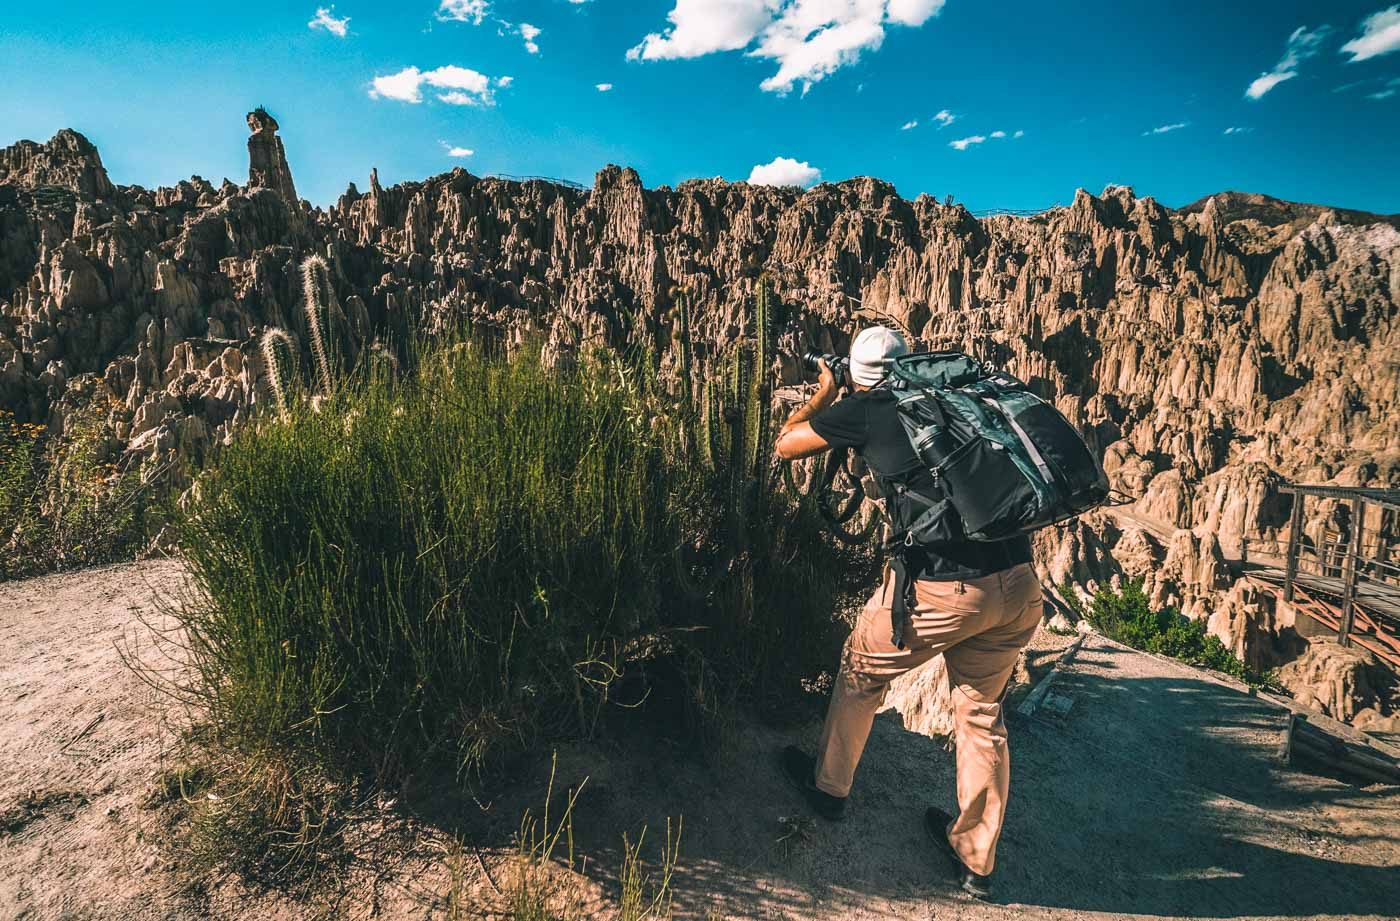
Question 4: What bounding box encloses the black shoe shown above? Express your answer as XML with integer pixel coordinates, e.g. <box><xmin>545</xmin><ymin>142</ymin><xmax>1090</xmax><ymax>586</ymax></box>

<box><xmin>779</xmin><ymin>745</ymin><xmax>847</xmax><ymax>822</ymax></box>
<box><xmin>925</xmin><ymin>807</ymin><xmax>994</xmax><ymax>900</ymax></box>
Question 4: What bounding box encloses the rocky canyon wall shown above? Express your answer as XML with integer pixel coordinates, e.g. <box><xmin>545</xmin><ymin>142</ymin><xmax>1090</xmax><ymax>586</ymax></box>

<box><xmin>1</xmin><ymin>118</ymin><xmax>1397</xmax><ymax>715</ymax></box>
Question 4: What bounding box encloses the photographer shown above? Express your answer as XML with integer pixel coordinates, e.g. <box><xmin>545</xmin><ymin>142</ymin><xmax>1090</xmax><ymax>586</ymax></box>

<box><xmin>774</xmin><ymin>327</ymin><xmax>1044</xmax><ymax>901</ymax></box>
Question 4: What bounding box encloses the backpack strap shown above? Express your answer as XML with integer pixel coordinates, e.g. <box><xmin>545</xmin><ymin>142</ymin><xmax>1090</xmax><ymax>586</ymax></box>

<box><xmin>888</xmin><ymin>553</ymin><xmax>914</xmax><ymax>650</ymax></box>
<box><xmin>882</xmin><ymin>484</ymin><xmax>944</xmax><ymax>651</ymax></box>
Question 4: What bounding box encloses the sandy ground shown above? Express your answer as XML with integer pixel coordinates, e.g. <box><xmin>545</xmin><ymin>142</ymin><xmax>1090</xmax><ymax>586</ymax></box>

<box><xmin>3</xmin><ymin>561</ymin><xmax>1399</xmax><ymax>920</ymax></box>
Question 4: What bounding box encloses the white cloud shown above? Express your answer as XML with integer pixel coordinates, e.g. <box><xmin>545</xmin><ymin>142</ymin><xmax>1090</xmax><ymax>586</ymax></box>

<box><xmin>752</xmin><ymin>2</ymin><xmax>890</xmax><ymax>95</ymax></box>
<box><xmin>369</xmin><ymin>65</ymin><xmax>500</xmax><ymax>106</ymax></box>
<box><xmin>520</xmin><ymin>23</ymin><xmax>541</xmax><ymax>54</ymax></box>
<box><xmin>948</xmin><ymin>129</ymin><xmax>1020</xmax><ymax>150</ymax></box>
<box><xmin>596</xmin><ymin>82</ymin><xmax>614</xmax><ymax>91</ymax></box>
<box><xmin>308</xmin><ymin>6</ymin><xmax>349</xmax><ymax>37</ymax></box>
<box><xmin>901</xmin><ymin>119</ymin><xmax>918</xmax><ymax>129</ymax></box>
<box><xmin>437</xmin><ymin>0</ymin><xmax>490</xmax><ymax>24</ymax></box>
<box><xmin>1341</xmin><ymin>5</ymin><xmax>1400</xmax><ymax>61</ymax></box>
<box><xmin>1245</xmin><ymin>71</ymin><xmax>1297</xmax><ymax>99</ymax></box>
<box><xmin>932</xmin><ymin>108</ymin><xmax>955</xmax><ymax>127</ymax></box>
<box><xmin>1223</xmin><ymin>126</ymin><xmax>1253</xmax><ymax>134</ymax></box>
<box><xmin>1143</xmin><ymin>122</ymin><xmax>1188</xmax><ymax>135</ymax></box>
<box><xmin>747</xmin><ymin>156</ymin><xmax>822</xmax><ymax>187</ymax></box>
<box><xmin>628</xmin><ymin>0</ymin><xmax>773</xmax><ymax>61</ymax></box>
<box><xmin>1245</xmin><ymin>24</ymin><xmax>1331</xmax><ymax>99</ymax></box>
<box><xmin>886</xmin><ymin>0</ymin><xmax>943</xmax><ymax>26</ymax></box>
<box><xmin>440</xmin><ymin>141</ymin><xmax>475</xmax><ymax>157</ymax></box>
<box><xmin>370</xmin><ymin>68</ymin><xmax>428</xmax><ymax>103</ymax></box>
<box><xmin>497</xmin><ymin>75</ymin><xmax>514</xmax><ymax>87</ymax></box>
<box><xmin>629</xmin><ymin>0</ymin><xmax>947</xmax><ymax>94</ymax></box>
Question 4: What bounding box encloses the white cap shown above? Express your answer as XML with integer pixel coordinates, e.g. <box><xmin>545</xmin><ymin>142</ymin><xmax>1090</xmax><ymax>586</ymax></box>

<box><xmin>848</xmin><ymin>326</ymin><xmax>909</xmax><ymax>386</ymax></box>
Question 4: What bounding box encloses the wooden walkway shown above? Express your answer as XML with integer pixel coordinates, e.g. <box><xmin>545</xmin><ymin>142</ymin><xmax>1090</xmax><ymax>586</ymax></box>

<box><xmin>1244</xmin><ymin>565</ymin><xmax>1400</xmax><ymax>626</ymax></box>
<box><xmin>1244</xmin><ymin>565</ymin><xmax>1400</xmax><ymax>669</ymax></box>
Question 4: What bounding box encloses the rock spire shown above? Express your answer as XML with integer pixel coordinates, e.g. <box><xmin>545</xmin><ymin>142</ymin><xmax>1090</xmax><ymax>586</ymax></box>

<box><xmin>245</xmin><ymin>107</ymin><xmax>299</xmax><ymax>207</ymax></box>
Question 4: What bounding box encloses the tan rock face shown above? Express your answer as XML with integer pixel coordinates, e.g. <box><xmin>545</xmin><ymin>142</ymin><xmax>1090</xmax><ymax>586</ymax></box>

<box><xmin>880</xmin><ymin>655</ymin><xmax>955</xmax><ymax>738</ymax></box>
<box><xmin>0</xmin><ymin>122</ymin><xmax>1397</xmax><ymax>685</ymax></box>
<box><xmin>1276</xmin><ymin>641</ymin><xmax>1380</xmax><ymax>723</ymax></box>
<box><xmin>0</xmin><ymin>129</ymin><xmax>114</xmax><ymax>199</ymax></box>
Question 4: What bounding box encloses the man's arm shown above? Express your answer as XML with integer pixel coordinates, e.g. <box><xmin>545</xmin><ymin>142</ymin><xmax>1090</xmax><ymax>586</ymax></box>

<box><xmin>775</xmin><ymin>359</ymin><xmax>839</xmax><ymax>460</ymax></box>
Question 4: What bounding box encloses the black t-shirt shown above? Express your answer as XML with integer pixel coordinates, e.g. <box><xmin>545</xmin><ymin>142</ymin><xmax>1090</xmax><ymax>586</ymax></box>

<box><xmin>809</xmin><ymin>388</ymin><xmax>1033</xmax><ymax>581</ymax></box>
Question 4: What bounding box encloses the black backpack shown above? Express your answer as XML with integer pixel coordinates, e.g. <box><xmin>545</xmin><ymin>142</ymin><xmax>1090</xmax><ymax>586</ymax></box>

<box><xmin>872</xmin><ymin>351</ymin><xmax>1109</xmax><ymax>646</ymax></box>
<box><xmin>879</xmin><ymin>350</ymin><xmax>1110</xmax><ymax>543</ymax></box>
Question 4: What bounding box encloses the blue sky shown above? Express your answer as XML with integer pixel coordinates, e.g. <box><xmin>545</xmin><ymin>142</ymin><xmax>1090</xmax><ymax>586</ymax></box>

<box><xmin>3</xmin><ymin>1</ymin><xmax>1399</xmax><ymax>212</ymax></box>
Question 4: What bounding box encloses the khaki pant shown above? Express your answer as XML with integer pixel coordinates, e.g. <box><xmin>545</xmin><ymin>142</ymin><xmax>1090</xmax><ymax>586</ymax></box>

<box><xmin>814</xmin><ymin>561</ymin><xmax>1043</xmax><ymax>876</ymax></box>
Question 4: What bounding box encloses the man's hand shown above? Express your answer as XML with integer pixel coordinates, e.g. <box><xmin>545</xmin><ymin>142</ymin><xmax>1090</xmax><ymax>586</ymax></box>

<box><xmin>775</xmin><ymin>358</ymin><xmax>840</xmax><ymax>461</ymax></box>
<box><xmin>815</xmin><ymin>357</ymin><xmax>840</xmax><ymax>399</ymax></box>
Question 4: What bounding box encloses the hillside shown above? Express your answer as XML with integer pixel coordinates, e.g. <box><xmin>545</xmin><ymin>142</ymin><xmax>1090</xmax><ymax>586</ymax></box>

<box><xmin>1176</xmin><ymin>190</ymin><xmax>1400</xmax><ymax>233</ymax></box>
<box><xmin>1</xmin><ymin>116</ymin><xmax>1398</xmax><ymax>720</ymax></box>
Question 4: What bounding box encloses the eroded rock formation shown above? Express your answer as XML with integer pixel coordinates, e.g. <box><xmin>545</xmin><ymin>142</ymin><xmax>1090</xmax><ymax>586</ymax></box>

<box><xmin>1</xmin><ymin>119</ymin><xmax>1396</xmax><ymax>720</ymax></box>
<box><xmin>245</xmin><ymin>108</ymin><xmax>299</xmax><ymax>208</ymax></box>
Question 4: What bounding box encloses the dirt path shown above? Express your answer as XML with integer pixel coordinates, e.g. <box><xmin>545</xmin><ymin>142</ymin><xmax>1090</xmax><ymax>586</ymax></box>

<box><xmin>3</xmin><ymin>561</ymin><xmax>1399</xmax><ymax>920</ymax></box>
<box><xmin>0</xmin><ymin>560</ymin><xmax>191</xmax><ymax>919</ymax></box>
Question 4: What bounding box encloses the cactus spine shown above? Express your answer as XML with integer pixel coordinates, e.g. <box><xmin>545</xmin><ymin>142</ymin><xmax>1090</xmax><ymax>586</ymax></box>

<box><xmin>672</xmin><ymin>286</ymin><xmax>693</xmax><ymax>414</ymax></box>
<box><xmin>746</xmin><ymin>276</ymin><xmax>775</xmax><ymax>487</ymax></box>
<box><xmin>697</xmin><ymin>376</ymin><xmax>715</xmax><ymax>472</ymax></box>
<box><xmin>300</xmin><ymin>254</ymin><xmax>336</xmax><ymax>395</ymax></box>
<box><xmin>680</xmin><ymin>277</ymin><xmax>781</xmax><ymax>539</ymax></box>
<box><xmin>260</xmin><ymin>328</ymin><xmax>297</xmax><ymax>418</ymax></box>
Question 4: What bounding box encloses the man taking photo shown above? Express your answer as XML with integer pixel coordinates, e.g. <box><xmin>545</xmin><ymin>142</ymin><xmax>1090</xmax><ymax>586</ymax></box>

<box><xmin>774</xmin><ymin>326</ymin><xmax>1044</xmax><ymax>901</ymax></box>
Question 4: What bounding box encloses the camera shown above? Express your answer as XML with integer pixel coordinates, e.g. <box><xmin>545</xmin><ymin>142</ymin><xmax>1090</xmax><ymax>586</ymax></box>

<box><xmin>801</xmin><ymin>350</ymin><xmax>848</xmax><ymax>380</ymax></box>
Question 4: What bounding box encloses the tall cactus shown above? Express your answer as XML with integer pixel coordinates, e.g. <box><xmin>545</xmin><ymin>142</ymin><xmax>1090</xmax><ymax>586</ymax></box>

<box><xmin>670</xmin><ymin>285</ymin><xmax>694</xmax><ymax>414</ymax></box>
<box><xmin>697</xmin><ymin>376</ymin><xmax>716</xmax><ymax>472</ymax></box>
<box><xmin>674</xmin><ymin>278</ymin><xmax>785</xmax><ymax>599</ymax></box>
<box><xmin>746</xmin><ymin>276</ymin><xmax>776</xmax><ymax>488</ymax></box>
<box><xmin>300</xmin><ymin>254</ymin><xmax>336</xmax><ymax>395</ymax></box>
<box><xmin>686</xmin><ymin>278</ymin><xmax>780</xmax><ymax>539</ymax></box>
<box><xmin>260</xmin><ymin>328</ymin><xmax>297</xmax><ymax>418</ymax></box>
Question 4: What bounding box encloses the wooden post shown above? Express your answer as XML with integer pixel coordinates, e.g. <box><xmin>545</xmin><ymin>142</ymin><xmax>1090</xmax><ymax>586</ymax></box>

<box><xmin>1337</xmin><ymin>497</ymin><xmax>1364</xmax><ymax>647</ymax></box>
<box><xmin>1274</xmin><ymin>711</ymin><xmax>1296</xmax><ymax>767</ymax></box>
<box><xmin>1283</xmin><ymin>490</ymin><xmax>1305</xmax><ymax>603</ymax></box>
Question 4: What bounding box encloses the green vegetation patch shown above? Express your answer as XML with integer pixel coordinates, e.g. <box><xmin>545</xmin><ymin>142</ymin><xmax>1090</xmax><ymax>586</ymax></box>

<box><xmin>169</xmin><ymin>338</ymin><xmax>868</xmax><ymax>790</ymax></box>
<box><xmin>1</xmin><ymin>398</ymin><xmax>166</xmax><ymax>581</ymax></box>
<box><xmin>1064</xmin><ymin>577</ymin><xmax>1277</xmax><ymax>688</ymax></box>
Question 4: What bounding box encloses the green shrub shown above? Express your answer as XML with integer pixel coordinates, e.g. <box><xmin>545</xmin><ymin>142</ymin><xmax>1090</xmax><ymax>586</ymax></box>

<box><xmin>0</xmin><ymin>400</ymin><xmax>162</xmax><ymax>581</ymax></box>
<box><xmin>1056</xmin><ymin>578</ymin><xmax>1087</xmax><ymax>620</ymax></box>
<box><xmin>1084</xmin><ymin>577</ymin><xmax>1274</xmax><ymax>687</ymax></box>
<box><xmin>170</xmin><ymin>339</ymin><xmax>867</xmax><ymax>786</ymax></box>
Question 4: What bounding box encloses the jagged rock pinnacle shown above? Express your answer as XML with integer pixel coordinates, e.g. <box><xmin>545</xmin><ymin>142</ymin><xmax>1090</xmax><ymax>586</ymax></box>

<box><xmin>0</xmin><ymin>129</ymin><xmax>114</xmax><ymax>199</ymax></box>
<box><xmin>245</xmin><ymin>107</ymin><xmax>300</xmax><ymax>208</ymax></box>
